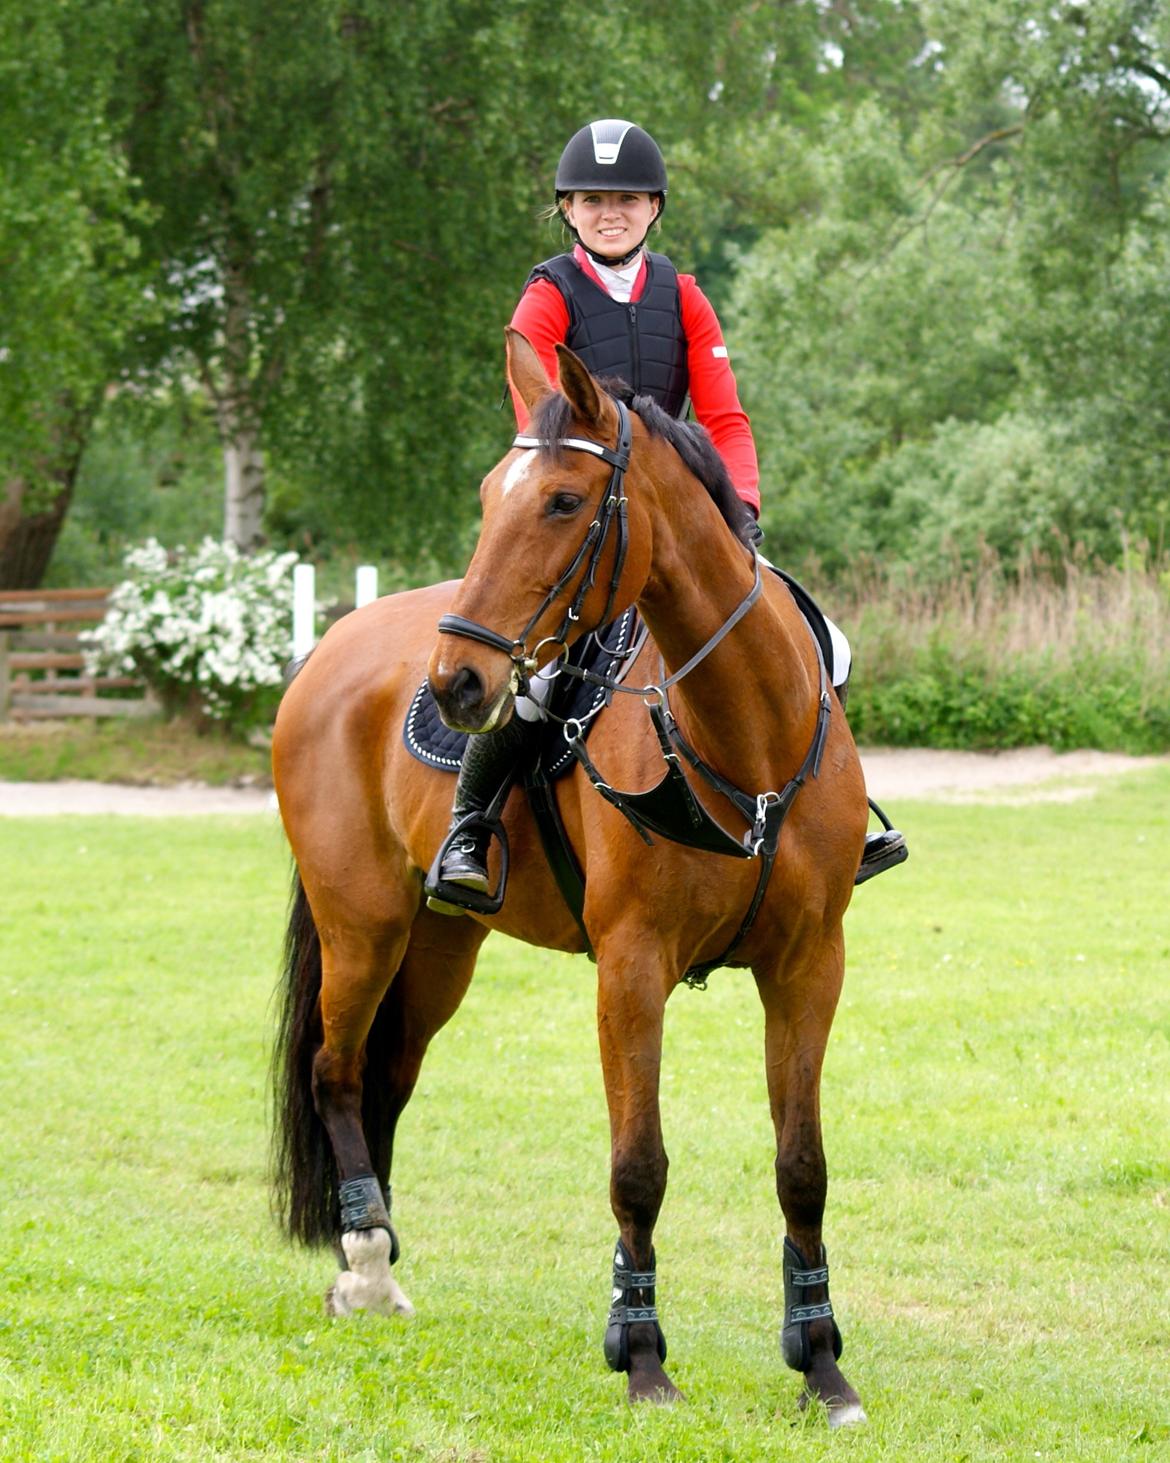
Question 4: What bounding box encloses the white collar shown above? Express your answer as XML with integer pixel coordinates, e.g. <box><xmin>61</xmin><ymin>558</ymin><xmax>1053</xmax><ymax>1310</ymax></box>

<box><xmin>590</xmin><ymin>251</ymin><xmax>644</xmax><ymax>301</ymax></box>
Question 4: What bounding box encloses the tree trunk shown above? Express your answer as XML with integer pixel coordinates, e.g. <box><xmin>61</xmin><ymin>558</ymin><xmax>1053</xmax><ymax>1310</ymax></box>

<box><xmin>0</xmin><ymin>406</ymin><xmax>92</xmax><ymax>589</ymax></box>
<box><xmin>215</xmin><ymin>260</ymin><xmax>267</xmax><ymax>550</ymax></box>
<box><xmin>222</xmin><ymin>423</ymin><xmax>266</xmax><ymax>550</ymax></box>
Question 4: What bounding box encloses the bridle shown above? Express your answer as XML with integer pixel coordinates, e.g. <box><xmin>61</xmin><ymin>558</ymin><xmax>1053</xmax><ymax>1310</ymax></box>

<box><xmin>433</xmin><ymin>394</ymin><xmax>832</xmax><ymax>986</ymax></box>
<box><xmin>436</xmin><ymin>398</ymin><xmax>763</xmax><ymax>705</ymax></box>
<box><xmin>436</xmin><ymin>400</ymin><xmax>634</xmax><ymax>689</ymax></box>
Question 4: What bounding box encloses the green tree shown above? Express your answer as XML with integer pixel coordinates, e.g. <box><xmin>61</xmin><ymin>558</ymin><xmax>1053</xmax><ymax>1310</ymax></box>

<box><xmin>104</xmin><ymin>0</ymin><xmax>803</xmax><ymax>564</ymax></box>
<box><xmin>15</xmin><ymin>0</ymin><xmax>803</xmax><ymax>578</ymax></box>
<box><xmin>0</xmin><ymin>3</ymin><xmax>150</xmax><ymax>587</ymax></box>
<box><xmin>728</xmin><ymin>0</ymin><xmax>1170</xmax><ymax>576</ymax></box>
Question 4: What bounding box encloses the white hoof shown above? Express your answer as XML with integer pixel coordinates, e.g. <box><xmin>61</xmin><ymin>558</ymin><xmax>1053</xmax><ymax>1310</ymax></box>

<box><xmin>325</xmin><ymin>1228</ymin><xmax>415</xmax><ymax>1318</ymax></box>
<box><xmin>827</xmin><ymin>1401</ymin><xmax>867</xmax><ymax>1429</ymax></box>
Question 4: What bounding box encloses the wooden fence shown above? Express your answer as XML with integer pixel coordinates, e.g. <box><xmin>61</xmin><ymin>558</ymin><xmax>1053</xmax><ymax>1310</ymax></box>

<box><xmin>0</xmin><ymin>589</ymin><xmax>153</xmax><ymax>722</ymax></box>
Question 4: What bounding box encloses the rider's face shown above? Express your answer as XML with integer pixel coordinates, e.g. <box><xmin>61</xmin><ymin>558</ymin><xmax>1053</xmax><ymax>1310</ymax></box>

<box><xmin>562</xmin><ymin>191</ymin><xmax>659</xmax><ymax>259</ymax></box>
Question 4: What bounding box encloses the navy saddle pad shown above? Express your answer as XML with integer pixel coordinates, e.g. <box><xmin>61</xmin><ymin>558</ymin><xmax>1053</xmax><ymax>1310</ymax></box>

<box><xmin>403</xmin><ymin>607</ymin><xmax>641</xmax><ymax>781</ymax></box>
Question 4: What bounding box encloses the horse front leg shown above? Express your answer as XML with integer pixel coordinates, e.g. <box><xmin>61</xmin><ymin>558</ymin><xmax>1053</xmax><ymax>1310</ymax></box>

<box><xmin>595</xmin><ymin>943</ymin><xmax>680</xmax><ymax>1403</ymax></box>
<box><xmin>754</xmin><ymin>932</ymin><xmax>865</xmax><ymax>1427</ymax></box>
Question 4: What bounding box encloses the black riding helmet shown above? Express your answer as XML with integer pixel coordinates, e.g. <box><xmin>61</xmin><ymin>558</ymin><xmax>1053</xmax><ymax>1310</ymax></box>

<box><xmin>555</xmin><ymin>120</ymin><xmax>668</xmax><ymax>265</ymax></box>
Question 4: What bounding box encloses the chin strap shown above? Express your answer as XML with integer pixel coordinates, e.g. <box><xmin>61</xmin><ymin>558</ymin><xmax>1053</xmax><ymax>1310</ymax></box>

<box><xmin>579</xmin><ymin>236</ymin><xmax>648</xmax><ymax>269</ymax></box>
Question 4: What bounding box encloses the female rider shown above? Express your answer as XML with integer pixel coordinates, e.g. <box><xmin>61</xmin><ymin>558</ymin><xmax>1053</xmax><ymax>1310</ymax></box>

<box><xmin>427</xmin><ymin>120</ymin><xmax>904</xmax><ymax>908</ymax></box>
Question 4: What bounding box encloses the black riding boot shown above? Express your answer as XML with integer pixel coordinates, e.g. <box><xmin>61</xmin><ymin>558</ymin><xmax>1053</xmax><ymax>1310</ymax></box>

<box><xmin>425</xmin><ymin>716</ymin><xmax>531</xmax><ymax>915</ymax></box>
<box><xmin>856</xmin><ymin>823</ymin><xmax>908</xmax><ymax>883</ymax></box>
<box><xmin>836</xmin><ymin>675</ymin><xmax>909</xmax><ymax>885</ymax></box>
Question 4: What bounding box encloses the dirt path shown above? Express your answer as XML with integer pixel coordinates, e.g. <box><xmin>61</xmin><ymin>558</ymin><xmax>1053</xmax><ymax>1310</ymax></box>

<box><xmin>856</xmin><ymin>746</ymin><xmax>1168</xmax><ymax>804</ymax></box>
<box><xmin>1</xmin><ymin>747</ymin><xmax>1165</xmax><ymax>816</ymax></box>
<box><xmin>0</xmin><ymin>780</ymin><xmax>277</xmax><ymax>816</ymax></box>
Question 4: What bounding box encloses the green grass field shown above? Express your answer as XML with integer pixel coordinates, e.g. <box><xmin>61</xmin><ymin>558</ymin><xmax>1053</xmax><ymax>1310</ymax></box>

<box><xmin>1</xmin><ymin>772</ymin><xmax>1167</xmax><ymax>1461</ymax></box>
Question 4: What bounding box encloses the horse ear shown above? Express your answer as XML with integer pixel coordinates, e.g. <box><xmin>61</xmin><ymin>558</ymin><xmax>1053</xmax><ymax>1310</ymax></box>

<box><xmin>555</xmin><ymin>343</ymin><xmax>616</xmax><ymax>432</ymax></box>
<box><xmin>505</xmin><ymin>328</ymin><xmax>553</xmax><ymax>413</ymax></box>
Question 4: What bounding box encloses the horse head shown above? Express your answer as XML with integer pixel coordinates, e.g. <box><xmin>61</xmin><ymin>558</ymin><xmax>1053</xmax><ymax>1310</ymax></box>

<box><xmin>427</xmin><ymin>330</ymin><xmax>654</xmax><ymax>734</ymax></box>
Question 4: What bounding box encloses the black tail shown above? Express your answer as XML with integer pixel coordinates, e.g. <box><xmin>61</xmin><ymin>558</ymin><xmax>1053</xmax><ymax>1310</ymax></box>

<box><xmin>271</xmin><ymin>870</ymin><xmax>338</xmax><ymax>1247</ymax></box>
<box><xmin>271</xmin><ymin>868</ymin><xmax>404</xmax><ymax>1248</ymax></box>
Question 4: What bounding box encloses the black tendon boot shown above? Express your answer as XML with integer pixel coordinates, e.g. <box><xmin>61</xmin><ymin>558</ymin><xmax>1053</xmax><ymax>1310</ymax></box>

<box><xmin>425</xmin><ymin>717</ymin><xmax>531</xmax><ymax>915</ymax></box>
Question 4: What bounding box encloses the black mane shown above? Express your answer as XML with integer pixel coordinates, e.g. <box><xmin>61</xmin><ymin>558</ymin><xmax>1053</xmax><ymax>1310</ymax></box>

<box><xmin>528</xmin><ymin>380</ymin><xmax>757</xmax><ymax>550</ymax></box>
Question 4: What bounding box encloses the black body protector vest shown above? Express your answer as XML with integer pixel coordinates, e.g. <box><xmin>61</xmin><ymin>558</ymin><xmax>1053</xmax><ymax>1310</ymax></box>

<box><xmin>526</xmin><ymin>251</ymin><xmax>690</xmax><ymax>418</ymax></box>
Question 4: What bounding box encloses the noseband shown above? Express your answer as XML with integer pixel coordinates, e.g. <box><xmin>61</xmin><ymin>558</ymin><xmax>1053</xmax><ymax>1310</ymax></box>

<box><xmin>436</xmin><ymin>401</ymin><xmax>634</xmax><ymax>687</ymax></box>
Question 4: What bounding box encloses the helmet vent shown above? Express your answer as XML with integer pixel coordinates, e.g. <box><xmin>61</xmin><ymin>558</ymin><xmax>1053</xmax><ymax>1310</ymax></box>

<box><xmin>590</xmin><ymin>119</ymin><xmax>635</xmax><ymax>166</ymax></box>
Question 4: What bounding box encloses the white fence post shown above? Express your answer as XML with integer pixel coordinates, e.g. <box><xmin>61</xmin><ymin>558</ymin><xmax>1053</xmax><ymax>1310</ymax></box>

<box><xmin>355</xmin><ymin>564</ymin><xmax>378</xmax><ymax>608</ymax></box>
<box><xmin>292</xmin><ymin>563</ymin><xmax>316</xmax><ymax>660</ymax></box>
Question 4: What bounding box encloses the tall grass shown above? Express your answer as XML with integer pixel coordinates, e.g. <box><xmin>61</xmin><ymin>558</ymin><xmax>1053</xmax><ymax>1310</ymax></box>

<box><xmin>836</xmin><ymin>549</ymin><xmax>1170</xmax><ymax>752</ymax></box>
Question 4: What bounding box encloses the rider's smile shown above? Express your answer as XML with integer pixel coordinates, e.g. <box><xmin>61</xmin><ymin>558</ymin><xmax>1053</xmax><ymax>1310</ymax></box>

<box><xmin>562</xmin><ymin>190</ymin><xmax>660</xmax><ymax>261</ymax></box>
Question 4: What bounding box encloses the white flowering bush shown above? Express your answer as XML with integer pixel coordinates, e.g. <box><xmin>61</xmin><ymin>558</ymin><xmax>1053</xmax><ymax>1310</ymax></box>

<box><xmin>85</xmin><ymin>537</ymin><xmax>298</xmax><ymax>735</ymax></box>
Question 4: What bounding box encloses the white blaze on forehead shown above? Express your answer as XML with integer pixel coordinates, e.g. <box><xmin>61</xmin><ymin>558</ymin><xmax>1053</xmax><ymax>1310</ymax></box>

<box><xmin>500</xmin><ymin>448</ymin><xmax>539</xmax><ymax>499</ymax></box>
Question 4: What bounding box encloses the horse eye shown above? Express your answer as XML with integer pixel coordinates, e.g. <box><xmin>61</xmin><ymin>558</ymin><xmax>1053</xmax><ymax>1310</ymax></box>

<box><xmin>547</xmin><ymin>492</ymin><xmax>584</xmax><ymax>517</ymax></box>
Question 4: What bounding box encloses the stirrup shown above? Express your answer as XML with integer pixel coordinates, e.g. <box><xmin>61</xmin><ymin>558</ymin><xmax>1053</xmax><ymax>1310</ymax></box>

<box><xmin>424</xmin><ymin>811</ymin><xmax>510</xmax><ymax>916</ymax></box>
<box><xmin>854</xmin><ymin>798</ymin><xmax>907</xmax><ymax>885</ymax></box>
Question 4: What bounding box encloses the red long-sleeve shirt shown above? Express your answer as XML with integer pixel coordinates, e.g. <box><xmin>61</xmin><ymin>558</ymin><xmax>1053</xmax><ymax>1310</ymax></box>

<box><xmin>509</xmin><ymin>245</ymin><xmax>760</xmax><ymax>515</ymax></box>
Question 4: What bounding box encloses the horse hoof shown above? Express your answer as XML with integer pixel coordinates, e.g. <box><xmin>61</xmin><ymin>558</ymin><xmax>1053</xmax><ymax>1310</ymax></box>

<box><xmin>325</xmin><ymin>1229</ymin><xmax>416</xmax><ymax>1318</ymax></box>
<box><xmin>827</xmin><ymin>1401</ymin><xmax>867</xmax><ymax>1429</ymax></box>
<box><xmin>326</xmin><ymin>1271</ymin><xmax>416</xmax><ymax>1318</ymax></box>
<box><xmin>627</xmin><ymin>1372</ymin><xmax>685</xmax><ymax>1405</ymax></box>
<box><xmin>799</xmin><ymin>1385</ymin><xmax>867</xmax><ymax>1428</ymax></box>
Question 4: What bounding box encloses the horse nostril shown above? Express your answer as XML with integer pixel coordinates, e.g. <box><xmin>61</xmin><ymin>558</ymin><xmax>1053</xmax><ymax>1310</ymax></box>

<box><xmin>449</xmin><ymin>665</ymin><xmax>483</xmax><ymax>715</ymax></box>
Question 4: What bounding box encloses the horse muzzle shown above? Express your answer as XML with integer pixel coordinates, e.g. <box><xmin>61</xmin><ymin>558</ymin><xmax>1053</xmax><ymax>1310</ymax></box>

<box><xmin>427</xmin><ymin>660</ymin><xmax>517</xmax><ymax>735</ymax></box>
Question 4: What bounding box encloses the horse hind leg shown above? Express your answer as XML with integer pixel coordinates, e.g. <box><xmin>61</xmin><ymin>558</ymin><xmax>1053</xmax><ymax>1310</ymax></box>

<box><xmin>274</xmin><ymin>875</ymin><xmax>485</xmax><ymax>1320</ymax></box>
<box><xmin>304</xmin><ymin>917</ymin><xmax>416</xmax><ymax>1319</ymax></box>
<box><xmin>272</xmin><ymin>895</ymin><xmax>413</xmax><ymax>1317</ymax></box>
<box><xmin>328</xmin><ymin>908</ymin><xmax>487</xmax><ymax>1317</ymax></box>
<box><xmin>754</xmin><ymin>935</ymin><xmax>866</xmax><ymax>1427</ymax></box>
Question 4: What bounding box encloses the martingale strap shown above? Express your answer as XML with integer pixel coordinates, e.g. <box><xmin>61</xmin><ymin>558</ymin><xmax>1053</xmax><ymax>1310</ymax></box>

<box><xmin>561</xmin><ymin>610</ymin><xmax>833</xmax><ymax>988</ymax></box>
<box><xmin>551</xmin><ymin>553</ymin><xmax>763</xmax><ymax>706</ymax></box>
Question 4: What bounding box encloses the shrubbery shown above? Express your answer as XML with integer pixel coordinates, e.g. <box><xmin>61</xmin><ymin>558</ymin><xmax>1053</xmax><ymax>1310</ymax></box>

<box><xmin>839</xmin><ymin>554</ymin><xmax>1170</xmax><ymax>753</ymax></box>
<box><xmin>84</xmin><ymin>538</ymin><xmax>297</xmax><ymax>736</ymax></box>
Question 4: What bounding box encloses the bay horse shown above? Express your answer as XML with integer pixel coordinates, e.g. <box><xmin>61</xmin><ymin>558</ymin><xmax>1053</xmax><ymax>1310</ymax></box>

<box><xmin>272</xmin><ymin>330</ymin><xmax>869</xmax><ymax>1424</ymax></box>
